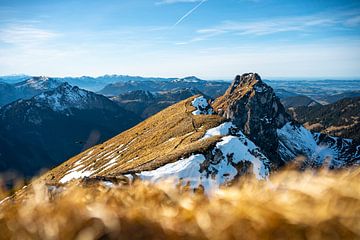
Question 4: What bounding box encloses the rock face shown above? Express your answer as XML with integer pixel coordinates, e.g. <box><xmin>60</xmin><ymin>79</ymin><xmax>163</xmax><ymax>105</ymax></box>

<box><xmin>213</xmin><ymin>73</ymin><xmax>291</xmax><ymax>168</ymax></box>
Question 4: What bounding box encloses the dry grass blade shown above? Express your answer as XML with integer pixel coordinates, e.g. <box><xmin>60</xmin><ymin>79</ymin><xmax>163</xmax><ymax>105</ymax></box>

<box><xmin>0</xmin><ymin>168</ymin><xmax>359</xmax><ymax>240</ymax></box>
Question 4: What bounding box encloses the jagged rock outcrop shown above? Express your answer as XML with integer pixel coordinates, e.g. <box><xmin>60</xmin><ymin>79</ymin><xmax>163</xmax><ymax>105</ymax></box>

<box><xmin>213</xmin><ymin>73</ymin><xmax>291</xmax><ymax>168</ymax></box>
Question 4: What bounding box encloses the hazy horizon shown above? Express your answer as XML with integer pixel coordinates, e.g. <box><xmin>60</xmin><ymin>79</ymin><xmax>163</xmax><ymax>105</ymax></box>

<box><xmin>1</xmin><ymin>73</ymin><xmax>360</xmax><ymax>81</ymax></box>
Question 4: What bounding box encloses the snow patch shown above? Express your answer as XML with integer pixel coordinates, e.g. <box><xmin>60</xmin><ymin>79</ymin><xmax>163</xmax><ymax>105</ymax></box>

<box><xmin>191</xmin><ymin>96</ymin><xmax>213</xmax><ymax>115</ymax></box>
<box><xmin>202</xmin><ymin>122</ymin><xmax>235</xmax><ymax>140</ymax></box>
<box><xmin>99</xmin><ymin>156</ymin><xmax>121</xmax><ymax>173</ymax></box>
<box><xmin>215</xmin><ymin>136</ymin><xmax>269</xmax><ymax>180</ymax></box>
<box><xmin>0</xmin><ymin>196</ymin><xmax>10</xmax><ymax>205</ymax></box>
<box><xmin>138</xmin><ymin>155</ymin><xmax>217</xmax><ymax>192</ymax></box>
<box><xmin>60</xmin><ymin>170</ymin><xmax>92</xmax><ymax>184</ymax></box>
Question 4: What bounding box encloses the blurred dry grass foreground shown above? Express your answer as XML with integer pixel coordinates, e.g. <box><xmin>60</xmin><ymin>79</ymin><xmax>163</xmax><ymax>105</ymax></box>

<box><xmin>0</xmin><ymin>167</ymin><xmax>359</xmax><ymax>240</ymax></box>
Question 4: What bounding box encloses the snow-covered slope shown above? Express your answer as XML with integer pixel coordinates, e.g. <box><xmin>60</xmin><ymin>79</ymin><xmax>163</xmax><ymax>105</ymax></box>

<box><xmin>136</xmin><ymin>121</ymin><xmax>269</xmax><ymax>192</ymax></box>
<box><xmin>34</xmin><ymin>82</ymin><xmax>92</xmax><ymax>112</ymax></box>
<box><xmin>15</xmin><ymin>76</ymin><xmax>62</xmax><ymax>91</ymax></box>
<box><xmin>278</xmin><ymin>123</ymin><xmax>359</xmax><ymax>168</ymax></box>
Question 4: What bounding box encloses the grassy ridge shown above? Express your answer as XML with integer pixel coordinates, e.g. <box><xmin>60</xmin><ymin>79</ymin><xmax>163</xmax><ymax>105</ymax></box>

<box><xmin>41</xmin><ymin>96</ymin><xmax>224</xmax><ymax>185</ymax></box>
<box><xmin>1</xmin><ymin>167</ymin><xmax>359</xmax><ymax>240</ymax></box>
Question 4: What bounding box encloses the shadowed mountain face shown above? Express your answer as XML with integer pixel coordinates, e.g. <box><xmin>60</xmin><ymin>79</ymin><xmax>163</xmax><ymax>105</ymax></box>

<box><xmin>312</xmin><ymin>90</ymin><xmax>360</xmax><ymax>104</ymax></box>
<box><xmin>41</xmin><ymin>73</ymin><xmax>359</xmax><ymax>190</ymax></box>
<box><xmin>289</xmin><ymin>97</ymin><xmax>360</xmax><ymax>140</ymax></box>
<box><xmin>0</xmin><ymin>82</ymin><xmax>17</xmax><ymax>107</ymax></box>
<box><xmin>98</xmin><ymin>78</ymin><xmax>230</xmax><ymax>98</ymax></box>
<box><xmin>111</xmin><ymin>88</ymin><xmax>206</xmax><ymax>118</ymax></box>
<box><xmin>281</xmin><ymin>95</ymin><xmax>320</xmax><ymax>108</ymax></box>
<box><xmin>0</xmin><ymin>83</ymin><xmax>141</xmax><ymax>177</ymax></box>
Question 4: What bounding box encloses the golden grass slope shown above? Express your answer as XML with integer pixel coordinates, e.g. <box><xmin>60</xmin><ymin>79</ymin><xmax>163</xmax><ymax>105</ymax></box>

<box><xmin>42</xmin><ymin>96</ymin><xmax>225</xmax><ymax>185</ymax></box>
<box><xmin>1</xmin><ymin>168</ymin><xmax>359</xmax><ymax>240</ymax></box>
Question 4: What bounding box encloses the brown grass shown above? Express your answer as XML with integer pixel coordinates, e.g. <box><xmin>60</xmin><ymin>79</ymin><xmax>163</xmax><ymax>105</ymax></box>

<box><xmin>42</xmin><ymin>96</ymin><xmax>225</xmax><ymax>185</ymax></box>
<box><xmin>1</xmin><ymin>168</ymin><xmax>359</xmax><ymax>240</ymax></box>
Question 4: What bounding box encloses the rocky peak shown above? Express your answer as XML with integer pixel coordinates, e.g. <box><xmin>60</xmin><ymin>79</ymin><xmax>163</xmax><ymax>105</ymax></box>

<box><xmin>55</xmin><ymin>82</ymin><xmax>72</xmax><ymax>90</ymax></box>
<box><xmin>213</xmin><ymin>73</ymin><xmax>291</xmax><ymax>168</ymax></box>
<box><xmin>33</xmin><ymin>83</ymin><xmax>95</xmax><ymax>112</ymax></box>
<box><xmin>226</xmin><ymin>73</ymin><xmax>261</xmax><ymax>95</ymax></box>
<box><xmin>15</xmin><ymin>76</ymin><xmax>62</xmax><ymax>90</ymax></box>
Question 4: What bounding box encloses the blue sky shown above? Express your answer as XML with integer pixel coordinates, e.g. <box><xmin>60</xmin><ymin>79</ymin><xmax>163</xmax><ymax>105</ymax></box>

<box><xmin>0</xmin><ymin>0</ymin><xmax>359</xmax><ymax>79</ymax></box>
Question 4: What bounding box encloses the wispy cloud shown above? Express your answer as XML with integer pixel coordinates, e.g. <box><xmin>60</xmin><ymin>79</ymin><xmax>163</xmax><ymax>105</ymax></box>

<box><xmin>345</xmin><ymin>15</ymin><xmax>360</xmax><ymax>27</ymax></box>
<box><xmin>177</xmin><ymin>10</ymin><xmax>360</xmax><ymax>44</ymax></box>
<box><xmin>170</xmin><ymin>0</ymin><xmax>207</xmax><ymax>29</ymax></box>
<box><xmin>198</xmin><ymin>17</ymin><xmax>334</xmax><ymax>36</ymax></box>
<box><xmin>0</xmin><ymin>24</ymin><xmax>58</xmax><ymax>46</ymax></box>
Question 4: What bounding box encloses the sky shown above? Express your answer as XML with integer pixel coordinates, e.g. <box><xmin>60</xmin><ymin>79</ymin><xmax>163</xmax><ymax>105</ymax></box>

<box><xmin>0</xmin><ymin>0</ymin><xmax>359</xmax><ymax>79</ymax></box>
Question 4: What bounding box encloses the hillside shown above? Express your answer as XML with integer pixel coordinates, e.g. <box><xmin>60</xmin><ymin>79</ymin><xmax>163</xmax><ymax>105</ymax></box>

<box><xmin>40</xmin><ymin>73</ymin><xmax>359</xmax><ymax>189</ymax></box>
<box><xmin>281</xmin><ymin>95</ymin><xmax>320</xmax><ymax>108</ymax></box>
<box><xmin>289</xmin><ymin>97</ymin><xmax>360</xmax><ymax>140</ymax></box>
<box><xmin>0</xmin><ymin>82</ymin><xmax>18</xmax><ymax>106</ymax></box>
<box><xmin>111</xmin><ymin>88</ymin><xmax>205</xmax><ymax>118</ymax></box>
<box><xmin>315</xmin><ymin>90</ymin><xmax>360</xmax><ymax>104</ymax></box>
<box><xmin>0</xmin><ymin>83</ymin><xmax>141</xmax><ymax>177</ymax></box>
<box><xmin>42</xmin><ymin>95</ymin><xmax>225</xmax><ymax>185</ymax></box>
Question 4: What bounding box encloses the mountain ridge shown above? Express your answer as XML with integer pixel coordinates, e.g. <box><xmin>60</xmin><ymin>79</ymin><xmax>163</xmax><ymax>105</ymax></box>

<box><xmin>40</xmin><ymin>73</ymin><xmax>360</xmax><ymax>190</ymax></box>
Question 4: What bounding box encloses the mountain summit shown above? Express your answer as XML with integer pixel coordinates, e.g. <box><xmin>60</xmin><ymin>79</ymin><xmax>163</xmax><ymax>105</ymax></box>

<box><xmin>42</xmin><ymin>73</ymin><xmax>360</xmax><ymax>190</ymax></box>
<box><xmin>214</xmin><ymin>73</ymin><xmax>291</xmax><ymax>168</ymax></box>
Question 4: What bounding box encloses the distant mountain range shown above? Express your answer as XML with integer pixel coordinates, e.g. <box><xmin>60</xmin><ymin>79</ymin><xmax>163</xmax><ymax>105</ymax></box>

<box><xmin>111</xmin><ymin>88</ymin><xmax>206</xmax><ymax>118</ymax></box>
<box><xmin>98</xmin><ymin>77</ymin><xmax>229</xmax><ymax>98</ymax></box>
<box><xmin>265</xmin><ymin>79</ymin><xmax>360</xmax><ymax>104</ymax></box>
<box><xmin>0</xmin><ymin>82</ymin><xmax>141</xmax><ymax>177</ymax></box>
<box><xmin>0</xmin><ymin>75</ymin><xmax>187</xmax><ymax>92</ymax></box>
<box><xmin>1</xmin><ymin>74</ymin><xmax>360</xmax><ymax>103</ymax></box>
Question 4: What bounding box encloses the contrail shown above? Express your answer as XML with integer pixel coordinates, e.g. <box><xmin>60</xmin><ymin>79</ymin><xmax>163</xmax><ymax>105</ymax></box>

<box><xmin>171</xmin><ymin>0</ymin><xmax>207</xmax><ymax>29</ymax></box>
